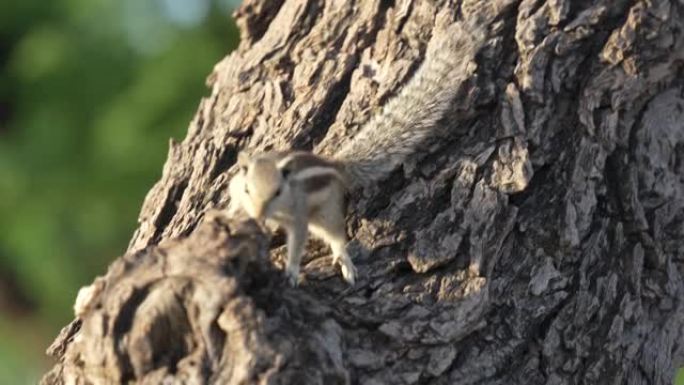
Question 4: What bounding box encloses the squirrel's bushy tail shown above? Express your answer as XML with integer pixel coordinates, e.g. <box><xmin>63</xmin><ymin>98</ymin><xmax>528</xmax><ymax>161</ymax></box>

<box><xmin>335</xmin><ymin>19</ymin><xmax>487</xmax><ymax>188</ymax></box>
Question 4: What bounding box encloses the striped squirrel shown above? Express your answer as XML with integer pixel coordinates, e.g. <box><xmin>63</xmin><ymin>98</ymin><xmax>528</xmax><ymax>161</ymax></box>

<box><xmin>229</xmin><ymin>20</ymin><xmax>486</xmax><ymax>286</ymax></box>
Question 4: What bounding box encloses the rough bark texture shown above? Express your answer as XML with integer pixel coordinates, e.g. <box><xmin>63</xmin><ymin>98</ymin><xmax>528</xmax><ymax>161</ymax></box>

<box><xmin>42</xmin><ymin>0</ymin><xmax>684</xmax><ymax>384</ymax></box>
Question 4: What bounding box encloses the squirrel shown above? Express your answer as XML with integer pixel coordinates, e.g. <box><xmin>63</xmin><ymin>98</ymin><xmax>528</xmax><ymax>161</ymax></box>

<box><xmin>228</xmin><ymin>20</ymin><xmax>486</xmax><ymax>286</ymax></box>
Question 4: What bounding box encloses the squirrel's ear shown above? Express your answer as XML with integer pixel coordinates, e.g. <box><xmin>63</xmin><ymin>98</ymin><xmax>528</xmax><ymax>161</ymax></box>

<box><xmin>237</xmin><ymin>152</ymin><xmax>251</xmax><ymax>174</ymax></box>
<box><xmin>237</xmin><ymin>152</ymin><xmax>250</xmax><ymax>167</ymax></box>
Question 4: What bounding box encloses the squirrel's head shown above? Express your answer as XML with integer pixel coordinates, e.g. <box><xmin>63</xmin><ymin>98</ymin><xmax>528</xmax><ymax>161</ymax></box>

<box><xmin>237</xmin><ymin>152</ymin><xmax>292</xmax><ymax>220</ymax></box>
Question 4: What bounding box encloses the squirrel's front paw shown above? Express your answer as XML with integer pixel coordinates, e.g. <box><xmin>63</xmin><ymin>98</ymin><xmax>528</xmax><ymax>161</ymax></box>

<box><xmin>284</xmin><ymin>265</ymin><xmax>300</xmax><ymax>287</ymax></box>
<box><xmin>339</xmin><ymin>259</ymin><xmax>357</xmax><ymax>286</ymax></box>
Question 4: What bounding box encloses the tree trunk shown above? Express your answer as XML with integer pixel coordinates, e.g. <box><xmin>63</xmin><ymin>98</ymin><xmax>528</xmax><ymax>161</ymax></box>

<box><xmin>41</xmin><ymin>0</ymin><xmax>684</xmax><ymax>384</ymax></box>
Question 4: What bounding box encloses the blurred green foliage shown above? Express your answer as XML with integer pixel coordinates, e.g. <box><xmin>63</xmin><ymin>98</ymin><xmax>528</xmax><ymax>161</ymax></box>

<box><xmin>0</xmin><ymin>0</ymin><xmax>238</xmax><ymax>382</ymax></box>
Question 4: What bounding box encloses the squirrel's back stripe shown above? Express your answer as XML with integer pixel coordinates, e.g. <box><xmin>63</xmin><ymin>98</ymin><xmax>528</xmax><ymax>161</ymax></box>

<box><xmin>299</xmin><ymin>172</ymin><xmax>340</xmax><ymax>194</ymax></box>
<box><xmin>278</xmin><ymin>151</ymin><xmax>341</xmax><ymax>173</ymax></box>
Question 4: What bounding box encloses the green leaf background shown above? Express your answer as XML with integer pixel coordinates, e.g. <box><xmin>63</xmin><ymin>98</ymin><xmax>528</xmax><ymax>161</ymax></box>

<box><xmin>0</xmin><ymin>0</ymin><xmax>238</xmax><ymax>382</ymax></box>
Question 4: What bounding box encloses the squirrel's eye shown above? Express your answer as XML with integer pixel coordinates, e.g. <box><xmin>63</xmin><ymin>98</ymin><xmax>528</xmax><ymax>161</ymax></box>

<box><xmin>273</xmin><ymin>187</ymin><xmax>282</xmax><ymax>197</ymax></box>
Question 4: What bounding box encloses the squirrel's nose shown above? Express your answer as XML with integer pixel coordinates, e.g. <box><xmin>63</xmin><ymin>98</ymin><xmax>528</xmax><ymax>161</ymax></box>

<box><xmin>254</xmin><ymin>206</ymin><xmax>264</xmax><ymax>219</ymax></box>
<box><xmin>253</xmin><ymin>202</ymin><xmax>268</xmax><ymax>220</ymax></box>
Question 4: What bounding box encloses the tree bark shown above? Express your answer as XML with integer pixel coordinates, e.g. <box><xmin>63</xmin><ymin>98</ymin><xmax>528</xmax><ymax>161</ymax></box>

<box><xmin>41</xmin><ymin>0</ymin><xmax>684</xmax><ymax>384</ymax></box>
